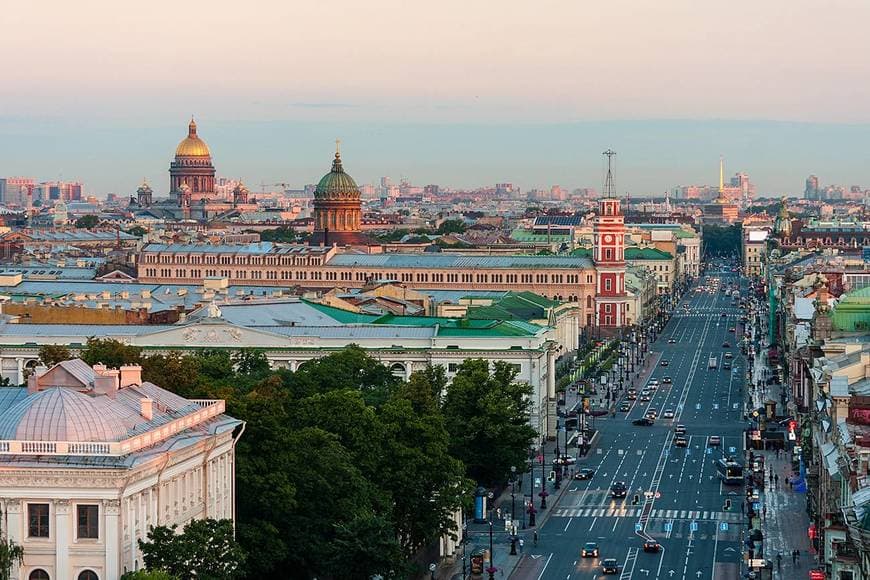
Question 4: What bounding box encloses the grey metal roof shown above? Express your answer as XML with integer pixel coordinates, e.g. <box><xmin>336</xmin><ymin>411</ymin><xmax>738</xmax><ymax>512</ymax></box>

<box><xmin>142</xmin><ymin>242</ymin><xmax>331</xmax><ymax>255</ymax></box>
<box><xmin>327</xmin><ymin>253</ymin><xmax>594</xmax><ymax>269</ymax></box>
<box><xmin>264</xmin><ymin>325</ymin><xmax>436</xmax><ymax>339</ymax></box>
<box><xmin>200</xmin><ymin>299</ymin><xmax>343</xmax><ymax>327</ymax></box>
<box><xmin>0</xmin><ymin>323</ymin><xmax>164</xmax><ymax>337</ymax></box>
<box><xmin>0</xmin><ymin>388</ymin><xmax>130</xmax><ymax>442</ymax></box>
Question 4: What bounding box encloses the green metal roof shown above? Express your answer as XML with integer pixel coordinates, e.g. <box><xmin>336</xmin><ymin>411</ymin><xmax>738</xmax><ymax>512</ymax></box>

<box><xmin>509</xmin><ymin>228</ymin><xmax>571</xmax><ymax>243</ymax></box>
<box><xmin>315</xmin><ymin>153</ymin><xmax>359</xmax><ymax>199</ymax></box>
<box><xmin>625</xmin><ymin>247</ymin><xmax>673</xmax><ymax>260</ymax></box>
<box><xmin>466</xmin><ymin>291</ymin><xmax>557</xmax><ymax>322</ymax></box>
<box><xmin>832</xmin><ymin>288</ymin><xmax>870</xmax><ymax>331</ymax></box>
<box><xmin>302</xmin><ymin>300</ymin><xmax>381</xmax><ymax>324</ymax></box>
<box><xmin>372</xmin><ymin>314</ymin><xmax>543</xmax><ymax>337</ymax></box>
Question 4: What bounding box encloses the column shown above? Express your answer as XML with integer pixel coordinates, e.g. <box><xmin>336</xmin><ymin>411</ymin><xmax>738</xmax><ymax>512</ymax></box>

<box><xmin>6</xmin><ymin>500</ymin><xmax>22</xmax><ymax>580</ymax></box>
<box><xmin>54</xmin><ymin>500</ymin><xmax>71</xmax><ymax>579</ymax></box>
<box><xmin>16</xmin><ymin>358</ymin><xmax>23</xmax><ymax>386</ymax></box>
<box><xmin>546</xmin><ymin>348</ymin><xmax>556</xmax><ymax>399</ymax></box>
<box><xmin>104</xmin><ymin>500</ymin><xmax>121</xmax><ymax>580</ymax></box>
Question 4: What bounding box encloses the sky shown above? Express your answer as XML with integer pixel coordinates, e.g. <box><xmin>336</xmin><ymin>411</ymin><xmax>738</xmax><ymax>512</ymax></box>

<box><xmin>2</xmin><ymin>0</ymin><xmax>870</xmax><ymax>196</ymax></box>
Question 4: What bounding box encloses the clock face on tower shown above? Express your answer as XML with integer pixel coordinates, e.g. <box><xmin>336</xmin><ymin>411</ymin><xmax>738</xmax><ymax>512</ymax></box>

<box><xmin>604</xmin><ymin>234</ymin><xmax>613</xmax><ymax>243</ymax></box>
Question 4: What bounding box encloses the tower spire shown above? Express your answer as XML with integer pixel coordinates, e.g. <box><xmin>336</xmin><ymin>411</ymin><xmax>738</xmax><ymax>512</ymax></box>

<box><xmin>719</xmin><ymin>155</ymin><xmax>724</xmax><ymax>193</ymax></box>
<box><xmin>603</xmin><ymin>149</ymin><xmax>616</xmax><ymax>198</ymax></box>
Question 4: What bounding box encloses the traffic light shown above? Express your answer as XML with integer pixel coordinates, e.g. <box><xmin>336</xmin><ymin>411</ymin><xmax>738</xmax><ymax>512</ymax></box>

<box><xmin>724</xmin><ymin>499</ymin><xmax>732</xmax><ymax>511</ymax></box>
<box><xmin>632</xmin><ymin>494</ymin><xmax>640</xmax><ymax>505</ymax></box>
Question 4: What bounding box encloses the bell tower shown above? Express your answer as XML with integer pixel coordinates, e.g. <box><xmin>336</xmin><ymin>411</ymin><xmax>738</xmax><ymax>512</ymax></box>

<box><xmin>593</xmin><ymin>149</ymin><xmax>628</xmax><ymax>328</ymax></box>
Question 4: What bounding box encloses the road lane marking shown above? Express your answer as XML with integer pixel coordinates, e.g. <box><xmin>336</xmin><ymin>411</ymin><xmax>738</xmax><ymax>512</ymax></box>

<box><xmin>563</xmin><ymin>517</ymin><xmax>573</xmax><ymax>532</ymax></box>
<box><xmin>588</xmin><ymin>517</ymin><xmax>597</xmax><ymax>531</ymax></box>
<box><xmin>535</xmin><ymin>553</ymin><xmax>553</xmax><ymax>580</ymax></box>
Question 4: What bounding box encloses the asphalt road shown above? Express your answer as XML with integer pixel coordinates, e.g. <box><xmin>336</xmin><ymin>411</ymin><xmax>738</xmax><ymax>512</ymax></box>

<box><xmin>515</xmin><ymin>272</ymin><xmax>748</xmax><ymax>580</ymax></box>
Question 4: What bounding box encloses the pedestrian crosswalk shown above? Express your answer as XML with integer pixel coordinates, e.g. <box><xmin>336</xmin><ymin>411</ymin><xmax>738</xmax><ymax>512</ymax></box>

<box><xmin>552</xmin><ymin>506</ymin><xmax>743</xmax><ymax>523</ymax></box>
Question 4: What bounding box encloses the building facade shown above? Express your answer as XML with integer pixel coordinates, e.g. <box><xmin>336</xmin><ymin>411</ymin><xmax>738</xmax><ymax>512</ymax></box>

<box><xmin>0</xmin><ymin>359</ymin><xmax>242</xmax><ymax>580</ymax></box>
<box><xmin>593</xmin><ymin>197</ymin><xmax>628</xmax><ymax>327</ymax></box>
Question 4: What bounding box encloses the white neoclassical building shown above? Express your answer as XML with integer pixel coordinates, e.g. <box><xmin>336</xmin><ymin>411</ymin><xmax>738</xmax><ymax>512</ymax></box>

<box><xmin>0</xmin><ymin>298</ymin><xmax>561</xmax><ymax>438</ymax></box>
<box><xmin>0</xmin><ymin>359</ymin><xmax>243</xmax><ymax>580</ymax></box>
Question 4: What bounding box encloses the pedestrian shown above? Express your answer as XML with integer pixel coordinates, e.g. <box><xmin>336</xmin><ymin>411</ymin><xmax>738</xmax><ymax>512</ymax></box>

<box><xmin>533</xmin><ymin>530</ymin><xmax>538</xmax><ymax>546</ymax></box>
<box><xmin>774</xmin><ymin>473</ymin><xmax>779</xmax><ymax>488</ymax></box>
<box><xmin>496</xmin><ymin>507</ymin><xmax>502</xmax><ymax>520</ymax></box>
<box><xmin>518</xmin><ymin>538</ymin><xmax>524</xmax><ymax>552</ymax></box>
<box><xmin>776</xmin><ymin>553</ymin><xmax>782</xmax><ymax>570</ymax></box>
<box><xmin>792</xmin><ymin>549</ymin><xmax>799</xmax><ymax>566</ymax></box>
<box><xmin>762</xmin><ymin>505</ymin><xmax>767</xmax><ymax>520</ymax></box>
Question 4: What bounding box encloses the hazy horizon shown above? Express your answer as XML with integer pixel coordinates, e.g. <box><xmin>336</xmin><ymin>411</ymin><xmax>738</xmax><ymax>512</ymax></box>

<box><xmin>2</xmin><ymin>0</ymin><xmax>870</xmax><ymax>196</ymax></box>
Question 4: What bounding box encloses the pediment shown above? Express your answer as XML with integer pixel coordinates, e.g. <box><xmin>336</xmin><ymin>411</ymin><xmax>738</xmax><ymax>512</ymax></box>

<box><xmin>132</xmin><ymin>321</ymin><xmax>301</xmax><ymax>348</ymax></box>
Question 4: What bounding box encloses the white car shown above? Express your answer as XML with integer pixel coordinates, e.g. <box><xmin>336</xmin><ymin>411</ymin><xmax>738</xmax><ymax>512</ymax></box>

<box><xmin>663</xmin><ymin>409</ymin><xmax>675</xmax><ymax>419</ymax></box>
<box><xmin>648</xmin><ymin>379</ymin><xmax>659</xmax><ymax>387</ymax></box>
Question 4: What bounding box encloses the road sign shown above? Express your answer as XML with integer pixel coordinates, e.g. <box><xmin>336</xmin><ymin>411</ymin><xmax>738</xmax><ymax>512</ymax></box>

<box><xmin>720</xmin><ymin>522</ymin><xmax>729</xmax><ymax>531</ymax></box>
<box><xmin>690</xmin><ymin>521</ymin><xmax>698</xmax><ymax>532</ymax></box>
<box><xmin>635</xmin><ymin>523</ymin><xmax>642</xmax><ymax>532</ymax></box>
<box><xmin>729</xmin><ymin>446</ymin><xmax>736</xmax><ymax>453</ymax></box>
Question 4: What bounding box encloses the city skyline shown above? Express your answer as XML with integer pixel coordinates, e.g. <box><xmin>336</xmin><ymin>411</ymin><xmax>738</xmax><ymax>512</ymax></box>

<box><xmin>3</xmin><ymin>1</ymin><xmax>870</xmax><ymax>196</ymax></box>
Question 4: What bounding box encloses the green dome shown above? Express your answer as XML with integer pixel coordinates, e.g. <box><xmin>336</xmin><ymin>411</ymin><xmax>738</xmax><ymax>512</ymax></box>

<box><xmin>315</xmin><ymin>153</ymin><xmax>359</xmax><ymax>199</ymax></box>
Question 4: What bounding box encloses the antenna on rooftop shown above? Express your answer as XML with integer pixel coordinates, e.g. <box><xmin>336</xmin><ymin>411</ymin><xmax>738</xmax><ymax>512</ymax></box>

<box><xmin>603</xmin><ymin>149</ymin><xmax>616</xmax><ymax>198</ymax></box>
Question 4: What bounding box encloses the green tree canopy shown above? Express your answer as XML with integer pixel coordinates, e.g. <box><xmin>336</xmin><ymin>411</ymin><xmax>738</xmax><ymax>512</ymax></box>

<box><xmin>38</xmin><ymin>344</ymin><xmax>71</xmax><ymax>367</ymax></box>
<box><xmin>443</xmin><ymin>359</ymin><xmax>537</xmax><ymax>486</ymax></box>
<box><xmin>74</xmin><ymin>214</ymin><xmax>100</xmax><ymax>229</ymax></box>
<box><xmin>138</xmin><ymin>519</ymin><xmax>245</xmax><ymax>580</ymax></box>
<box><xmin>79</xmin><ymin>338</ymin><xmax>142</xmax><ymax>368</ymax></box>
<box><xmin>436</xmin><ymin>219</ymin><xmax>467</xmax><ymax>235</ymax></box>
<box><xmin>703</xmin><ymin>224</ymin><xmax>742</xmax><ymax>257</ymax></box>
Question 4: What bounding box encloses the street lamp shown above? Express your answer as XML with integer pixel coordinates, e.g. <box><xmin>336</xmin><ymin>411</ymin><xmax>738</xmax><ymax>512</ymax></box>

<box><xmin>487</xmin><ymin>518</ymin><xmax>496</xmax><ymax>580</ymax></box>
<box><xmin>510</xmin><ymin>466</ymin><xmax>516</xmax><ymax>523</ymax></box>
<box><xmin>539</xmin><ymin>439</ymin><xmax>549</xmax><ymax>509</ymax></box>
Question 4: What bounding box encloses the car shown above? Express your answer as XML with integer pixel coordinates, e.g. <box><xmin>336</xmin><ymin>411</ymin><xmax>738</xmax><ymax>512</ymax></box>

<box><xmin>555</xmin><ymin>455</ymin><xmax>577</xmax><ymax>466</ymax></box>
<box><xmin>668</xmin><ymin>338</ymin><xmax>676</xmax><ymax>343</ymax></box>
<box><xmin>640</xmin><ymin>389</ymin><xmax>651</xmax><ymax>396</ymax></box>
<box><xmin>708</xmin><ymin>435</ymin><xmax>721</xmax><ymax>447</ymax></box>
<box><xmin>660</xmin><ymin>360</ymin><xmax>670</xmax><ymax>367</ymax></box>
<box><xmin>611</xmin><ymin>481</ymin><xmax>628</xmax><ymax>498</ymax></box>
<box><xmin>581</xmin><ymin>542</ymin><xmax>600</xmax><ymax>557</ymax></box>
<box><xmin>674</xmin><ymin>435</ymin><xmax>689</xmax><ymax>447</ymax></box>
<box><xmin>648</xmin><ymin>379</ymin><xmax>659</xmax><ymax>387</ymax></box>
<box><xmin>627</xmin><ymin>392</ymin><xmax>638</xmax><ymax>400</ymax></box>
<box><xmin>639</xmin><ymin>394</ymin><xmax>651</xmax><ymax>402</ymax></box>
<box><xmin>643</xmin><ymin>540</ymin><xmax>661</xmax><ymax>553</ymax></box>
<box><xmin>724</xmin><ymin>352</ymin><xmax>733</xmax><ymax>359</ymax></box>
<box><xmin>619</xmin><ymin>402</ymin><xmax>631</xmax><ymax>412</ymax></box>
<box><xmin>575</xmin><ymin>468</ymin><xmax>596</xmax><ymax>480</ymax></box>
<box><xmin>722</xmin><ymin>342</ymin><xmax>731</xmax><ymax>348</ymax></box>
<box><xmin>675</xmin><ymin>424</ymin><xmax>687</xmax><ymax>435</ymax></box>
<box><xmin>662</xmin><ymin>376</ymin><xmax>673</xmax><ymax>384</ymax></box>
<box><xmin>627</xmin><ymin>388</ymin><xmax>637</xmax><ymax>395</ymax></box>
<box><xmin>723</xmin><ymin>361</ymin><xmax>732</xmax><ymax>370</ymax></box>
<box><xmin>721</xmin><ymin>312</ymin><xmax>727</xmax><ymax>317</ymax></box>
<box><xmin>729</xmin><ymin>327</ymin><xmax>736</xmax><ymax>333</ymax></box>
<box><xmin>663</xmin><ymin>409</ymin><xmax>675</xmax><ymax>419</ymax></box>
<box><xmin>602</xmin><ymin>558</ymin><xmax>620</xmax><ymax>574</ymax></box>
<box><xmin>647</xmin><ymin>382</ymin><xmax>658</xmax><ymax>391</ymax></box>
<box><xmin>646</xmin><ymin>408</ymin><xmax>658</xmax><ymax>419</ymax></box>
<box><xmin>633</xmin><ymin>417</ymin><xmax>654</xmax><ymax>426</ymax></box>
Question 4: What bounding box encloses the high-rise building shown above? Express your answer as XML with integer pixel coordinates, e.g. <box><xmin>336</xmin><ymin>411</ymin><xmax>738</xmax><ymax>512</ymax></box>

<box><xmin>0</xmin><ymin>177</ymin><xmax>35</xmax><ymax>205</ymax></box>
<box><xmin>805</xmin><ymin>175</ymin><xmax>819</xmax><ymax>199</ymax></box>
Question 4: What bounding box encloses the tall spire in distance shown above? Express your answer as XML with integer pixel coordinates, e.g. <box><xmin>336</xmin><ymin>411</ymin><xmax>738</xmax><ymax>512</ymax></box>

<box><xmin>718</xmin><ymin>155</ymin><xmax>725</xmax><ymax>193</ymax></box>
<box><xmin>603</xmin><ymin>149</ymin><xmax>616</xmax><ymax>198</ymax></box>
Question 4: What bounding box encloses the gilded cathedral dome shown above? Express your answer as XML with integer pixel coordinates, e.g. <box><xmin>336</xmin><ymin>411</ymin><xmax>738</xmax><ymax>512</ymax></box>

<box><xmin>175</xmin><ymin>118</ymin><xmax>211</xmax><ymax>157</ymax></box>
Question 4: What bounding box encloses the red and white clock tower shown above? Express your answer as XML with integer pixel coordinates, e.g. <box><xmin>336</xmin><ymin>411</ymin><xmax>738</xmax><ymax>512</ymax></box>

<box><xmin>593</xmin><ymin>150</ymin><xmax>629</xmax><ymax>328</ymax></box>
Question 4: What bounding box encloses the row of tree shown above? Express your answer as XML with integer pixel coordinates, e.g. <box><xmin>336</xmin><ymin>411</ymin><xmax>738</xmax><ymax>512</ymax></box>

<box><xmin>38</xmin><ymin>340</ymin><xmax>537</xmax><ymax>579</ymax></box>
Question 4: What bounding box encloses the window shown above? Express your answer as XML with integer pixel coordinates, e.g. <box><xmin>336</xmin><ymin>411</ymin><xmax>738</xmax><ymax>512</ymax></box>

<box><xmin>605</xmin><ymin>279</ymin><xmax>612</xmax><ymax>291</ymax></box>
<box><xmin>77</xmin><ymin>504</ymin><xmax>99</xmax><ymax>539</ymax></box>
<box><xmin>448</xmin><ymin>363</ymin><xmax>459</xmax><ymax>372</ymax></box>
<box><xmin>78</xmin><ymin>572</ymin><xmax>98</xmax><ymax>580</ymax></box>
<box><xmin>28</xmin><ymin>504</ymin><xmax>49</xmax><ymax>538</ymax></box>
<box><xmin>29</xmin><ymin>570</ymin><xmax>49</xmax><ymax>580</ymax></box>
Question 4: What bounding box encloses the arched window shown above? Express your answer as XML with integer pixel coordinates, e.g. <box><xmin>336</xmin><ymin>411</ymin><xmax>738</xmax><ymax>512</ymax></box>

<box><xmin>586</xmin><ymin>295</ymin><xmax>593</xmax><ymax>309</ymax></box>
<box><xmin>389</xmin><ymin>363</ymin><xmax>406</xmax><ymax>378</ymax></box>
<box><xmin>29</xmin><ymin>571</ymin><xmax>50</xmax><ymax>580</ymax></box>
<box><xmin>78</xmin><ymin>572</ymin><xmax>98</xmax><ymax>580</ymax></box>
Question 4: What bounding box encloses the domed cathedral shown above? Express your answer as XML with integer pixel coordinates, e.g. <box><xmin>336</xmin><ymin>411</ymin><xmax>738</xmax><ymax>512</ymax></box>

<box><xmin>310</xmin><ymin>142</ymin><xmax>371</xmax><ymax>246</ymax></box>
<box><xmin>169</xmin><ymin>118</ymin><xmax>216</xmax><ymax>204</ymax></box>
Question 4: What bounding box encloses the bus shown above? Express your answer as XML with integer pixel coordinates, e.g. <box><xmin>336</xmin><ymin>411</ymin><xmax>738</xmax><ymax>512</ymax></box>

<box><xmin>716</xmin><ymin>458</ymin><xmax>743</xmax><ymax>485</ymax></box>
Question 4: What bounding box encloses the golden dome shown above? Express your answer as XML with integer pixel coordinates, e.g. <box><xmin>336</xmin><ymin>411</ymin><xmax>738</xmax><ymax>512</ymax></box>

<box><xmin>175</xmin><ymin>118</ymin><xmax>211</xmax><ymax>157</ymax></box>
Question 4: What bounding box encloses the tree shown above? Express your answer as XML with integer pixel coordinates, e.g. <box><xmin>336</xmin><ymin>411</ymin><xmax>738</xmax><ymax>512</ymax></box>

<box><xmin>0</xmin><ymin>535</ymin><xmax>24</xmax><ymax>580</ymax></box>
<box><xmin>703</xmin><ymin>224</ymin><xmax>742</xmax><ymax>257</ymax></box>
<box><xmin>80</xmin><ymin>338</ymin><xmax>142</xmax><ymax>368</ymax></box>
<box><xmin>443</xmin><ymin>359</ymin><xmax>537</xmax><ymax>486</ymax></box>
<box><xmin>74</xmin><ymin>214</ymin><xmax>100</xmax><ymax>229</ymax></box>
<box><xmin>138</xmin><ymin>519</ymin><xmax>245</xmax><ymax>580</ymax></box>
<box><xmin>231</xmin><ymin>349</ymin><xmax>271</xmax><ymax>378</ymax></box>
<box><xmin>436</xmin><ymin>219</ymin><xmax>467</xmax><ymax>235</ymax></box>
<box><xmin>401</xmin><ymin>365</ymin><xmax>447</xmax><ymax>415</ymax></box>
<box><xmin>120</xmin><ymin>571</ymin><xmax>177</xmax><ymax>580</ymax></box>
<box><xmin>141</xmin><ymin>351</ymin><xmax>205</xmax><ymax>399</ymax></box>
<box><xmin>38</xmin><ymin>344</ymin><xmax>71</xmax><ymax>367</ymax></box>
<box><xmin>286</xmin><ymin>346</ymin><xmax>400</xmax><ymax>406</ymax></box>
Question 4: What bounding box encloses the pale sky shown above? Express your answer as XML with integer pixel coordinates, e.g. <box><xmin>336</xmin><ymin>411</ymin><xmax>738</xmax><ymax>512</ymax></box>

<box><xmin>2</xmin><ymin>0</ymin><xmax>870</xmax><ymax>195</ymax></box>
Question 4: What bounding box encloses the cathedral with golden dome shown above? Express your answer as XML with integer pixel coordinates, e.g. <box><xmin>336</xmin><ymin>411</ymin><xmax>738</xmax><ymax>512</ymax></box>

<box><xmin>170</xmin><ymin>118</ymin><xmax>216</xmax><ymax>206</ymax></box>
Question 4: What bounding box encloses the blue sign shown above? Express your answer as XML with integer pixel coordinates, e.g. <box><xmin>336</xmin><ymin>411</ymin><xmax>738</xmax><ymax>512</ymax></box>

<box><xmin>664</xmin><ymin>522</ymin><xmax>673</xmax><ymax>532</ymax></box>
<box><xmin>729</xmin><ymin>446</ymin><xmax>736</xmax><ymax>453</ymax></box>
<box><xmin>863</xmin><ymin>246</ymin><xmax>870</xmax><ymax>263</ymax></box>
<box><xmin>690</xmin><ymin>521</ymin><xmax>698</xmax><ymax>532</ymax></box>
<box><xmin>752</xmin><ymin>502</ymin><xmax>760</xmax><ymax>511</ymax></box>
<box><xmin>720</xmin><ymin>522</ymin><xmax>729</xmax><ymax>531</ymax></box>
<box><xmin>635</xmin><ymin>523</ymin><xmax>642</xmax><ymax>532</ymax></box>
<box><xmin>706</xmin><ymin>448</ymin><xmax>712</xmax><ymax>455</ymax></box>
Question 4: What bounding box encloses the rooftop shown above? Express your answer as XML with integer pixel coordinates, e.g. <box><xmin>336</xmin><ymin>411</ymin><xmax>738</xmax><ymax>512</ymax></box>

<box><xmin>327</xmin><ymin>253</ymin><xmax>594</xmax><ymax>270</ymax></box>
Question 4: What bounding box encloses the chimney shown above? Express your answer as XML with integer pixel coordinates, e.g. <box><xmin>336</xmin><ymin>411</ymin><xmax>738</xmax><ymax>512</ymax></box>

<box><xmin>140</xmin><ymin>397</ymin><xmax>154</xmax><ymax>421</ymax></box>
<box><xmin>119</xmin><ymin>365</ymin><xmax>142</xmax><ymax>388</ymax></box>
<box><xmin>92</xmin><ymin>370</ymin><xmax>119</xmax><ymax>398</ymax></box>
<box><xmin>26</xmin><ymin>365</ymin><xmax>49</xmax><ymax>394</ymax></box>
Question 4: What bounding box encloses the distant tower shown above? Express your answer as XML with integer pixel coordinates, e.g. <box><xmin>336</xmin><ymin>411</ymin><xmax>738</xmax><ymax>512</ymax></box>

<box><xmin>805</xmin><ymin>175</ymin><xmax>819</xmax><ymax>200</ymax></box>
<box><xmin>232</xmin><ymin>181</ymin><xmax>249</xmax><ymax>206</ymax></box>
<box><xmin>718</xmin><ymin>155</ymin><xmax>725</xmax><ymax>194</ymax></box>
<box><xmin>593</xmin><ymin>149</ymin><xmax>628</xmax><ymax>328</ymax></box>
<box><xmin>137</xmin><ymin>179</ymin><xmax>153</xmax><ymax>207</ymax></box>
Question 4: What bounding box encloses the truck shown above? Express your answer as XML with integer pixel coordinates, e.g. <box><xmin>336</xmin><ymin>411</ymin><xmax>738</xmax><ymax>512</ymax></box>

<box><xmin>708</xmin><ymin>356</ymin><xmax>718</xmax><ymax>369</ymax></box>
